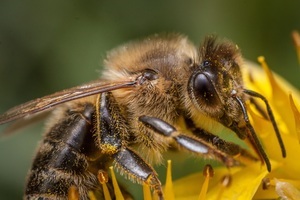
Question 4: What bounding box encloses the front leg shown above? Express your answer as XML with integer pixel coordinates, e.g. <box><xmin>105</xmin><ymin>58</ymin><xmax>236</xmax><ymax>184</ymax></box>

<box><xmin>139</xmin><ymin>115</ymin><xmax>258</xmax><ymax>167</ymax></box>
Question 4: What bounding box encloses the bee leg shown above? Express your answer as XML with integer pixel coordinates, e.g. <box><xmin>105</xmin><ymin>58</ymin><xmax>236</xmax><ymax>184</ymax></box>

<box><xmin>113</xmin><ymin>147</ymin><xmax>164</xmax><ymax>199</ymax></box>
<box><xmin>96</xmin><ymin>93</ymin><xmax>163</xmax><ymax>199</ymax></box>
<box><xmin>139</xmin><ymin>115</ymin><xmax>258</xmax><ymax>167</ymax></box>
<box><xmin>191</xmin><ymin>126</ymin><xmax>259</xmax><ymax>165</ymax></box>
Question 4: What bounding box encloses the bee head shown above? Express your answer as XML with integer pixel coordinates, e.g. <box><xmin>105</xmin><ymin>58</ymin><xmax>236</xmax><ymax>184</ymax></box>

<box><xmin>188</xmin><ymin>36</ymin><xmax>244</xmax><ymax>123</ymax></box>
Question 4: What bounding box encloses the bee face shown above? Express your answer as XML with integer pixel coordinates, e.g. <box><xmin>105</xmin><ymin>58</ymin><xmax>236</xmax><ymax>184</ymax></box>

<box><xmin>187</xmin><ymin>37</ymin><xmax>245</xmax><ymax>124</ymax></box>
<box><xmin>0</xmin><ymin>34</ymin><xmax>285</xmax><ymax>199</ymax></box>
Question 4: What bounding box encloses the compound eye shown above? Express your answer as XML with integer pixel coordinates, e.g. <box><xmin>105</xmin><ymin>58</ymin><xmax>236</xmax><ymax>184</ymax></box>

<box><xmin>193</xmin><ymin>73</ymin><xmax>218</xmax><ymax>104</ymax></box>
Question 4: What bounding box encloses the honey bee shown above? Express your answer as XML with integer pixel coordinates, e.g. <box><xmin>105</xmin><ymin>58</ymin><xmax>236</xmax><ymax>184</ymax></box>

<box><xmin>0</xmin><ymin>34</ymin><xmax>286</xmax><ymax>200</ymax></box>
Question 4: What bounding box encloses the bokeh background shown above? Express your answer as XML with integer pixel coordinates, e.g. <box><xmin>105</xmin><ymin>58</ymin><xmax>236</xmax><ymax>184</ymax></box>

<box><xmin>0</xmin><ymin>0</ymin><xmax>299</xmax><ymax>199</ymax></box>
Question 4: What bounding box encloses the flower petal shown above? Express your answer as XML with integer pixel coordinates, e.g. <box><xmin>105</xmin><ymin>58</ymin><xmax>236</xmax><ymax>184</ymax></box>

<box><xmin>206</xmin><ymin>163</ymin><xmax>268</xmax><ymax>200</ymax></box>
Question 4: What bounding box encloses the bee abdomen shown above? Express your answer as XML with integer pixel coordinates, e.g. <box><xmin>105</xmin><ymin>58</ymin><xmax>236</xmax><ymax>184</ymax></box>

<box><xmin>25</xmin><ymin>104</ymin><xmax>100</xmax><ymax>200</ymax></box>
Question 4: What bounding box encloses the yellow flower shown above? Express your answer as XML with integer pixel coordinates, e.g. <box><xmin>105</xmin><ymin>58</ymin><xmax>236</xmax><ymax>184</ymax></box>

<box><xmin>166</xmin><ymin>57</ymin><xmax>300</xmax><ymax>200</ymax></box>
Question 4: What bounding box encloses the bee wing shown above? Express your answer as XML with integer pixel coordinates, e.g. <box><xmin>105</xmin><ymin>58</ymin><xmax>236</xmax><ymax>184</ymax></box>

<box><xmin>0</xmin><ymin>80</ymin><xmax>137</xmax><ymax>125</ymax></box>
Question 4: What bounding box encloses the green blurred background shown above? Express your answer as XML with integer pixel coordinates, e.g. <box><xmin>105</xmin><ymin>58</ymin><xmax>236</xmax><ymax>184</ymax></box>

<box><xmin>0</xmin><ymin>0</ymin><xmax>299</xmax><ymax>199</ymax></box>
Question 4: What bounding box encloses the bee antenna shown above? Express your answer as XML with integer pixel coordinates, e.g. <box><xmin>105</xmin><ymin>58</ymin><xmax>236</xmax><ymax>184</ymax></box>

<box><xmin>243</xmin><ymin>89</ymin><xmax>286</xmax><ymax>158</ymax></box>
<box><xmin>233</xmin><ymin>95</ymin><xmax>272</xmax><ymax>172</ymax></box>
